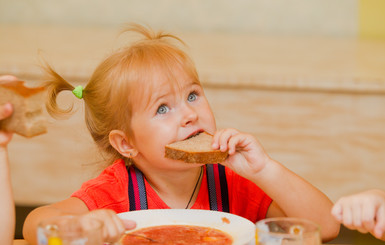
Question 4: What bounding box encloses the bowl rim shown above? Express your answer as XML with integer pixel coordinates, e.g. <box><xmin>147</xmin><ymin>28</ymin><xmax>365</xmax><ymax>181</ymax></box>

<box><xmin>117</xmin><ymin>209</ymin><xmax>255</xmax><ymax>245</ymax></box>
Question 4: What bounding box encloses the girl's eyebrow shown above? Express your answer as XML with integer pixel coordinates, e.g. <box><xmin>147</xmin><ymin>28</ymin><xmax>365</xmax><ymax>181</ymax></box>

<box><xmin>145</xmin><ymin>81</ymin><xmax>198</xmax><ymax>109</ymax></box>
<box><xmin>145</xmin><ymin>89</ymin><xmax>170</xmax><ymax>110</ymax></box>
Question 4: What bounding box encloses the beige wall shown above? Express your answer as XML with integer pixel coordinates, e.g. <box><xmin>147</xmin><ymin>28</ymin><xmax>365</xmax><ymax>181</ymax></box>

<box><xmin>8</xmin><ymin>81</ymin><xmax>385</xmax><ymax>205</ymax></box>
<box><xmin>0</xmin><ymin>0</ymin><xmax>357</xmax><ymax>36</ymax></box>
<box><xmin>207</xmin><ymin>88</ymin><xmax>385</xmax><ymax>202</ymax></box>
<box><xmin>1</xmin><ymin>1</ymin><xmax>384</xmax><ymax>207</ymax></box>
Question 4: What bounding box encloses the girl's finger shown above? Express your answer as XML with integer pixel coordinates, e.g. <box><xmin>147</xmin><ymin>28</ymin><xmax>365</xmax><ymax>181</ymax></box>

<box><xmin>227</xmin><ymin>133</ymin><xmax>247</xmax><ymax>155</ymax></box>
<box><xmin>217</xmin><ymin>129</ymin><xmax>239</xmax><ymax>152</ymax></box>
<box><xmin>86</xmin><ymin>210</ymin><xmax>125</xmax><ymax>243</ymax></box>
<box><xmin>104</xmin><ymin>212</ymin><xmax>125</xmax><ymax>242</ymax></box>
<box><xmin>122</xmin><ymin>219</ymin><xmax>137</xmax><ymax>230</ymax></box>
<box><xmin>212</xmin><ymin>129</ymin><xmax>224</xmax><ymax>150</ymax></box>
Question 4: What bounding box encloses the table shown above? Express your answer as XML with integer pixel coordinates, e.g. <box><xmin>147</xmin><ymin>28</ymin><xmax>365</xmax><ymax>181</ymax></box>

<box><xmin>13</xmin><ymin>240</ymin><xmax>28</xmax><ymax>245</ymax></box>
<box><xmin>13</xmin><ymin>240</ymin><xmax>345</xmax><ymax>245</ymax></box>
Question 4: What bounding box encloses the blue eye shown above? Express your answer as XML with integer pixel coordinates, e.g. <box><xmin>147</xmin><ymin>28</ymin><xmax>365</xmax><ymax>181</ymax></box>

<box><xmin>188</xmin><ymin>92</ymin><xmax>197</xmax><ymax>102</ymax></box>
<box><xmin>157</xmin><ymin>104</ymin><xmax>169</xmax><ymax>114</ymax></box>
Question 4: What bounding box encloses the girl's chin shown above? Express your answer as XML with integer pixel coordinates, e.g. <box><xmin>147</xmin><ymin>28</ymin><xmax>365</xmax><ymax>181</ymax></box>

<box><xmin>164</xmin><ymin>159</ymin><xmax>204</xmax><ymax>169</ymax></box>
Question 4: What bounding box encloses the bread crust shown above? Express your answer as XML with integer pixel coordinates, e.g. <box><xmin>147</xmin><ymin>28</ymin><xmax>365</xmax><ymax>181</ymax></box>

<box><xmin>165</xmin><ymin>132</ymin><xmax>228</xmax><ymax>164</ymax></box>
<box><xmin>165</xmin><ymin>148</ymin><xmax>228</xmax><ymax>163</ymax></box>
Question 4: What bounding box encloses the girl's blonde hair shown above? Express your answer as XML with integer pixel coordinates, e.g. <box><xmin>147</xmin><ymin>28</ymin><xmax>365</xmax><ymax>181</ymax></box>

<box><xmin>45</xmin><ymin>23</ymin><xmax>200</xmax><ymax>166</ymax></box>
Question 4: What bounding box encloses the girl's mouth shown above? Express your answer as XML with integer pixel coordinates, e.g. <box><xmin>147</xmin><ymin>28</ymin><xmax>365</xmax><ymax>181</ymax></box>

<box><xmin>185</xmin><ymin>130</ymin><xmax>204</xmax><ymax>140</ymax></box>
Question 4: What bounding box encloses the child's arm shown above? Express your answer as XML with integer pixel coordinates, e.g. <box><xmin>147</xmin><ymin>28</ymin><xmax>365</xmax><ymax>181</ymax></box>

<box><xmin>213</xmin><ymin>128</ymin><xmax>340</xmax><ymax>242</ymax></box>
<box><xmin>331</xmin><ymin>189</ymin><xmax>385</xmax><ymax>241</ymax></box>
<box><xmin>23</xmin><ymin>197</ymin><xmax>136</xmax><ymax>245</ymax></box>
<box><xmin>0</xmin><ymin>102</ymin><xmax>15</xmax><ymax>245</ymax></box>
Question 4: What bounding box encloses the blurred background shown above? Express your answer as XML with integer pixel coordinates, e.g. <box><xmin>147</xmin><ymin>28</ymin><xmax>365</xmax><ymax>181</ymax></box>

<box><xmin>1</xmin><ymin>0</ymin><xmax>385</xmax><ymax>244</ymax></box>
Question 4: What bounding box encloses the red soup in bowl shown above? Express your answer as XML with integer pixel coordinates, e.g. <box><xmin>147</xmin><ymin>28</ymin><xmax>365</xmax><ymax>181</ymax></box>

<box><xmin>121</xmin><ymin>224</ymin><xmax>233</xmax><ymax>245</ymax></box>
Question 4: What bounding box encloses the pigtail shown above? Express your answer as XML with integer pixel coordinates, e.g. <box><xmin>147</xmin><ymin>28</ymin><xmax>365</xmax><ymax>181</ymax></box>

<box><xmin>43</xmin><ymin>64</ymin><xmax>77</xmax><ymax>119</ymax></box>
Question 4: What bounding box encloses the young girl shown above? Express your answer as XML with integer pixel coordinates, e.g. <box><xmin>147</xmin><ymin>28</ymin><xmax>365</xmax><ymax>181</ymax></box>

<box><xmin>23</xmin><ymin>24</ymin><xmax>340</xmax><ymax>244</ymax></box>
<box><xmin>0</xmin><ymin>75</ymin><xmax>17</xmax><ymax>245</ymax></box>
<box><xmin>332</xmin><ymin>189</ymin><xmax>385</xmax><ymax>241</ymax></box>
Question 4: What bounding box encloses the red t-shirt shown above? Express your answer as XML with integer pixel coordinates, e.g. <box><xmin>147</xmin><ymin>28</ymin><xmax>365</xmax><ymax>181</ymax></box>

<box><xmin>72</xmin><ymin>159</ymin><xmax>272</xmax><ymax>223</ymax></box>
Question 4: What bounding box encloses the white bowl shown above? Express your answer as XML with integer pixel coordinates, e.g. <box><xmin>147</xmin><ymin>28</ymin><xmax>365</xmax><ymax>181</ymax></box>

<box><xmin>118</xmin><ymin>209</ymin><xmax>255</xmax><ymax>245</ymax></box>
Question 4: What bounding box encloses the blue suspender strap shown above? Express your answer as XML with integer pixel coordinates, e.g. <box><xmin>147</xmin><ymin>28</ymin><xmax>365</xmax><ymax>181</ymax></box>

<box><xmin>218</xmin><ymin>164</ymin><xmax>230</xmax><ymax>212</ymax></box>
<box><xmin>206</xmin><ymin>165</ymin><xmax>218</xmax><ymax>211</ymax></box>
<box><xmin>206</xmin><ymin>164</ymin><xmax>230</xmax><ymax>212</ymax></box>
<box><xmin>127</xmin><ymin>164</ymin><xmax>229</xmax><ymax>212</ymax></box>
<box><xmin>127</xmin><ymin>166</ymin><xmax>148</xmax><ymax>211</ymax></box>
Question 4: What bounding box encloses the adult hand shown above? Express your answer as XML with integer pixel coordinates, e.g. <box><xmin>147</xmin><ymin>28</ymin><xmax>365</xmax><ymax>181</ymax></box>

<box><xmin>332</xmin><ymin>189</ymin><xmax>385</xmax><ymax>241</ymax></box>
<box><xmin>0</xmin><ymin>103</ymin><xmax>13</xmax><ymax>147</ymax></box>
<box><xmin>0</xmin><ymin>75</ymin><xmax>18</xmax><ymax>147</ymax></box>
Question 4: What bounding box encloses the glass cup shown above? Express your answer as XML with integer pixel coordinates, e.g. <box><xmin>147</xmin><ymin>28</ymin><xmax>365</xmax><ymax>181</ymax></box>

<box><xmin>255</xmin><ymin>217</ymin><xmax>321</xmax><ymax>245</ymax></box>
<box><xmin>37</xmin><ymin>215</ymin><xmax>104</xmax><ymax>245</ymax></box>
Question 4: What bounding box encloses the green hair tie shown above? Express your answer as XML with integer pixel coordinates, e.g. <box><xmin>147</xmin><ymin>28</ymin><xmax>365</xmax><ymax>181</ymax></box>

<box><xmin>72</xmin><ymin>85</ymin><xmax>83</xmax><ymax>99</ymax></box>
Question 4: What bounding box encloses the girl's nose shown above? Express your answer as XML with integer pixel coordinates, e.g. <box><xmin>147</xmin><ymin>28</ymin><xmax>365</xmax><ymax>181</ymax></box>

<box><xmin>181</xmin><ymin>104</ymin><xmax>198</xmax><ymax>126</ymax></box>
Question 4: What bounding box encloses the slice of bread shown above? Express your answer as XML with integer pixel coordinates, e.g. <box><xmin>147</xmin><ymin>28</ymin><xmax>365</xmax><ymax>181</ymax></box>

<box><xmin>0</xmin><ymin>80</ymin><xmax>47</xmax><ymax>138</ymax></box>
<box><xmin>165</xmin><ymin>132</ymin><xmax>228</xmax><ymax>163</ymax></box>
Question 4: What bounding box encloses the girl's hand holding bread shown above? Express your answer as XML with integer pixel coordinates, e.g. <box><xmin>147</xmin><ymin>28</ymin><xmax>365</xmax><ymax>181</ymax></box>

<box><xmin>212</xmin><ymin>128</ymin><xmax>270</xmax><ymax>179</ymax></box>
<box><xmin>213</xmin><ymin>128</ymin><xmax>340</xmax><ymax>241</ymax></box>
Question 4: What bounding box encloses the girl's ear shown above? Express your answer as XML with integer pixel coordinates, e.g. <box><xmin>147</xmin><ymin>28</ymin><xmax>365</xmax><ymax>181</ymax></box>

<box><xmin>109</xmin><ymin>130</ymin><xmax>138</xmax><ymax>158</ymax></box>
